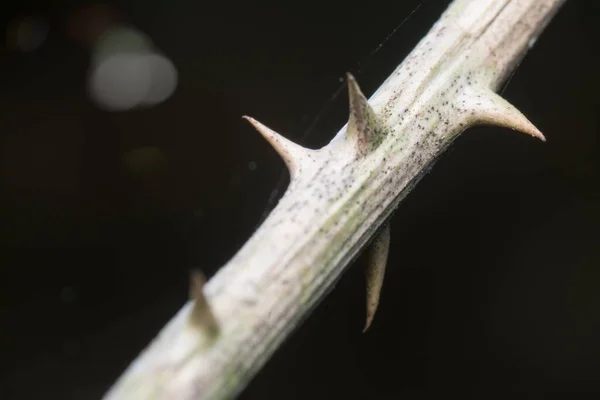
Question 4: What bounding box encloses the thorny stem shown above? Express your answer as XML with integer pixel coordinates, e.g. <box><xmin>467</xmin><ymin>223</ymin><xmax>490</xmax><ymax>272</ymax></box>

<box><xmin>103</xmin><ymin>1</ymin><xmax>567</xmax><ymax>399</ymax></box>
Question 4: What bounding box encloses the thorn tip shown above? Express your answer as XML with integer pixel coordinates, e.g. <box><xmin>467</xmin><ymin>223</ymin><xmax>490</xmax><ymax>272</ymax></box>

<box><xmin>363</xmin><ymin>224</ymin><xmax>391</xmax><ymax>332</ymax></box>
<box><xmin>243</xmin><ymin>115</ymin><xmax>310</xmax><ymax>179</ymax></box>
<box><xmin>189</xmin><ymin>269</ymin><xmax>219</xmax><ymax>336</ymax></box>
<box><xmin>465</xmin><ymin>88</ymin><xmax>545</xmax><ymax>142</ymax></box>
<box><xmin>345</xmin><ymin>73</ymin><xmax>384</xmax><ymax>156</ymax></box>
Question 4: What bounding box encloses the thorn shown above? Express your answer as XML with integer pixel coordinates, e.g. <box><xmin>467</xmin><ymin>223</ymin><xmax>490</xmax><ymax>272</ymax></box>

<box><xmin>346</xmin><ymin>73</ymin><xmax>384</xmax><ymax>155</ymax></box>
<box><xmin>466</xmin><ymin>88</ymin><xmax>546</xmax><ymax>141</ymax></box>
<box><xmin>364</xmin><ymin>224</ymin><xmax>391</xmax><ymax>332</ymax></box>
<box><xmin>243</xmin><ymin>116</ymin><xmax>312</xmax><ymax>179</ymax></box>
<box><xmin>189</xmin><ymin>269</ymin><xmax>219</xmax><ymax>336</ymax></box>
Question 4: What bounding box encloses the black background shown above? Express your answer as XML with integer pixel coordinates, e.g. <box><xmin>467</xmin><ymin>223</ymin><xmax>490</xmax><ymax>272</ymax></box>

<box><xmin>1</xmin><ymin>0</ymin><xmax>599</xmax><ymax>398</ymax></box>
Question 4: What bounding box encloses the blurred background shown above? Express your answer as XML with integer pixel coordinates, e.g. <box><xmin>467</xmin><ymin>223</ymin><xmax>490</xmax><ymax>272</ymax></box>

<box><xmin>0</xmin><ymin>0</ymin><xmax>598</xmax><ymax>398</ymax></box>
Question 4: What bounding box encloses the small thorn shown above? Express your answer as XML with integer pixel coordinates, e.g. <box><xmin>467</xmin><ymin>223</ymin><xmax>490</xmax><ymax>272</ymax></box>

<box><xmin>243</xmin><ymin>116</ymin><xmax>311</xmax><ymax>179</ymax></box>
<box><xmin>363</xmin><ymin>224</ymin><xmax>391</xmax><ymax>332</ymax></box>
<box><xmin>465</xmin><ymin>88</ymin><xmax>545</xmax><ymax>141</ymax></box>
<box><xmin>189</xmin><ymin>269</ymin><xmax>219</xmax><ymax>336</ymax></box>
<box><xmin>346</xmin><ymin>73</ymin><xmax>384</xmax><ymax>156</ymax></box>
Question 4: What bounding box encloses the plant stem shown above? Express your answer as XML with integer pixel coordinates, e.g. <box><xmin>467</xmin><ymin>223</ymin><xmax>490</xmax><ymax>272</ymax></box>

<box><xmin>103</xmin><ymin>1</ymin><xmax>567</xmax><ymax>399</ymax></box>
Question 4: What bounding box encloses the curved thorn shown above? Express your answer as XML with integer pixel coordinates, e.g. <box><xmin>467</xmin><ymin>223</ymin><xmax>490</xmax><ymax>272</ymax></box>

<box><xmin>243</xmin><ymin>116</ymin><xmax>311</xmax><ymax>179</ymax></box>
<box><xmin>346</xmin><ymin>73</ymin><xmax>384</xmax><ymax>155</ymax></box>
<box><xmin>465</xmin><ymin>88</ymin><xmax>545</xmax><ymax>141</ymax></box>
<box><xmin>189</xmin><ymin>269</ymin><xmax>219</xmax><ymax>336</ymax></box>
<box><xmin>364</xmin><ymin>224</ymin><xmax>391</xmax><ymax>332</ymax></box>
